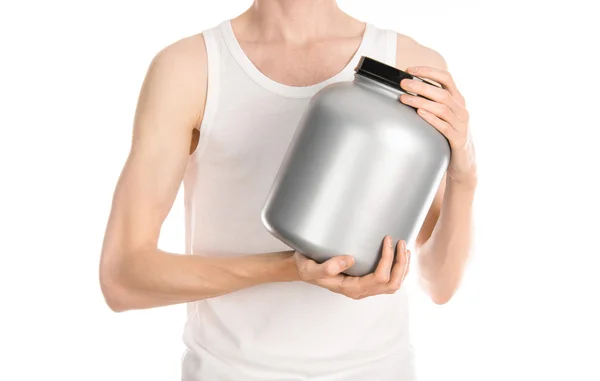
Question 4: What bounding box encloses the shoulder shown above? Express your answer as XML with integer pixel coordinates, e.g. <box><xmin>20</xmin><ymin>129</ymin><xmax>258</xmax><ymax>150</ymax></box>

<box><xmin>147</xmin><ymin>32</ymin><xmax>208</xmax><ymax>90</ymax></box>
<box><xmin>141</xmin><ymin>33</ymin><xmax>209</xmax><ymax>129</ymax></box>
<box><xmin>394</xmin><ymin>32</ymin><xmax>448</xmax><ymax>72</ymax></box>
<box><xmin>152</xmin><ymin>32</ymin><xmax>207</xmax><ymax>71</ymax></box>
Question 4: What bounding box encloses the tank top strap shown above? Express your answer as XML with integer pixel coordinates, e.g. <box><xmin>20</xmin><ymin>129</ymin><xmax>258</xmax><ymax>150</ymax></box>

<box><xmin>385</xmin><ymin>28</ymin><xmax>398</xmax><ymax>67</ymax></box>
<box><xmin>195</xmin><ymin>27</ymin><xmax>222</xmax><ymax>159</ymax></box>
<box><xmin>358</xmin><ymin>23</ymin><xmax>398</xmax><ymax>68</ymax></box>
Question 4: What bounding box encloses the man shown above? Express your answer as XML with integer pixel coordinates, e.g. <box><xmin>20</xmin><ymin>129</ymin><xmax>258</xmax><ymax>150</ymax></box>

<box><xmin>100</xmin><ymin>1</ymin><xmax>477</xmax><ymax>379</ymax></box>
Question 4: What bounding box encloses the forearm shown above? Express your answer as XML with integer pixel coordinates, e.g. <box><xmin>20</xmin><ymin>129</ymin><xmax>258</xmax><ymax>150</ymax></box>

<box><xmin>418</xmin><ymin>179</ymin><xmax>476</xmax><ymax>304</ymax></box>
<box><xmin>101</xmin><ymin>248</ymin><xmax>300</xmax><ymax>312</ymax></box>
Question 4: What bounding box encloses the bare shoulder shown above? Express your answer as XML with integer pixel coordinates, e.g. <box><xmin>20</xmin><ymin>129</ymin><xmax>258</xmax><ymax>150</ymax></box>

<box><xmin>137</xmin><ymin>33</ymin><xmax>208</xmax><ymax>133</ymax></box>
<box><xmin>151</xmin><ymin>32</ymin><xmax>207</xmax><ymax>76</ymax></box>
<box><xmin>394</xmin><ymin>32</ymin><xmax>448</xmax><ymax>72</ymax></box>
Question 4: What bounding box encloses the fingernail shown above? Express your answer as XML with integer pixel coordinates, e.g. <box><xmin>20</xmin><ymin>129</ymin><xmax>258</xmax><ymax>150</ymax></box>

<box><xmin>401</xmin><ymin>240</ymin><xmax>407</xmax><ymax>251</ymax></box>
<box><xmin>340</xmin><ymin>259</ymin><xmax>347</xmax><ymax>268</ymax></box>
<box><xmin>388</xmin><ymin>236</ymin><xmax>394</xmax><ymax>248</ymax></box>
<box><xmin>408</xmin><ymin>67</ymin><xmax>419</xmax><ymax>73</ymax></box>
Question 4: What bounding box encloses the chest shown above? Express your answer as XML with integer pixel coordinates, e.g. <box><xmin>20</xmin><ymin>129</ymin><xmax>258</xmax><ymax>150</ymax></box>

<box><xmin>237</xmin><ymin>37</ymin><xmax>363</xmax><ymax>86</ymax></box>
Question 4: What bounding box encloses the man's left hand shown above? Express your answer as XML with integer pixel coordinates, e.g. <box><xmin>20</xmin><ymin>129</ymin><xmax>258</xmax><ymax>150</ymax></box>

<box><xmin>399</xmin><ymin>66</ymin><xmax>477</xmax><ymax>187</ymax></box>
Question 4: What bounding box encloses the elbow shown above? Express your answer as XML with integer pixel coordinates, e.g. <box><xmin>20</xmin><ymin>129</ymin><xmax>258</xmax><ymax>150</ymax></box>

<box><xmin>419</xmin><ymin>259</ymin><xmax>466</xmax><ymax>305</ymax></box>
<box><xmin>420</xmin><ymin>274</ymin><xmax>460</xmax><ymax>305</ymax></box>
<box><xmin>99</xmin><ymin>255</ymin><xmax>134</xmax><ymax>313</ymax></box>
<box><xmin>100</xmin><ymin>280</ymin><xmax>130</xmax><ymax>313</ymax></box>
<box><xmin>429</xmin><ymin>279</ymin><xmax>461</xmax><ymax>305</ymax></box>
<box><xmin>430</xmin><ymin>290</ymin><xmax>455</xmax><ymax>305</ymax></box>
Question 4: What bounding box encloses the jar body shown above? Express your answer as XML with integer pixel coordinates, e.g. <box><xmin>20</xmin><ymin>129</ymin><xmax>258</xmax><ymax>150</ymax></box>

<box><xmin>261</xmin><ymin>76</ymin><xmax>451</xmax><ymax>276</ymax></box>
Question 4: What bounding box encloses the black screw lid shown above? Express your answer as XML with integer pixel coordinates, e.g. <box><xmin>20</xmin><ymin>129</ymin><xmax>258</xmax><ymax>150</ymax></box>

<box><xmin>354</xmin><ymin>56</ymin><xmax>442</xmax><ymax>94</ymax></box>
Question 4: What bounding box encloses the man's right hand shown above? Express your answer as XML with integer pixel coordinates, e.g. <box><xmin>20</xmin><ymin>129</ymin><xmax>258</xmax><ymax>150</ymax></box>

<box><xmin>294</xmin><ymin>236</ymin><xmax>411</xmax><ymax>300</ymax></box>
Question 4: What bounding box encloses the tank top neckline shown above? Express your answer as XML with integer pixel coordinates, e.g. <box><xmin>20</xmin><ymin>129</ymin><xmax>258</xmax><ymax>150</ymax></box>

<box><xmin>218</xmin><ymin>20</ymin><xmax>375</xmax><ymax>99</ymax></box>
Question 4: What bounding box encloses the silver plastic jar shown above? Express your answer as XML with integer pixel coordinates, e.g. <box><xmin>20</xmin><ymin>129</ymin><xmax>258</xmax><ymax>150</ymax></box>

<box><xmin>262</xmin><ymin>56</ymin><xmax>451</xmax><ymax>277</ymax></box>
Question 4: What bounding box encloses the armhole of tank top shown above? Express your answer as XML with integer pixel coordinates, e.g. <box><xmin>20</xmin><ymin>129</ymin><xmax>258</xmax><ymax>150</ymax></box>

<box><xmin>386</xmin><ymin>29</ymin><xmax>398</xmax><ymax>68</ymax></box>
<box><xmin>192</xmin><ymin>28</ymin><xmax>220</xmax><ymax>162</ymax></box>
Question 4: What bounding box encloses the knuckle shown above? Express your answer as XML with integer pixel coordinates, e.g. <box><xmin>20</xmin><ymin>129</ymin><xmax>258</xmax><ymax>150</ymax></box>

<box><xmin>402</xmin><ymin>94</ymin><xmax>415</xmax><ymax>104</ymax></box>
<box><xmin>298</xmin><ymin>263</ymin><xmax>315</xmax><ymax>281</ymax></box>
<box><xmin>375</xmin><ymin>273</ymin><xmax>390</xmax><ymax>284</ymax></box>
<box><xmin>350</xmin><ymin>286</ymin><xmax>366</xmax><ymax>300</ymax></box>
<box><xmin>298</xmin><ymin>270</ymin><xmax>310</xmax><ymax>281</ymax></box>
<box><xmin>444</xmin><ymin>121</ymin><xmax>454</xmax><ymax>134</ymax></box>
<box><xmin>442</xmin><ymin>90</ymin><xmax>452</xmax><ymax>101</ymax></box>
<box><xmin>441</xmin><ymin>104</ymin><xmax>452</xmax><ymax>118</ymax></box>
<box><xmin>297</xmin><ymin>264</ymin><xmax>307</xmax><ymax>275</ymax></box>
<box><xmin>340</xmin><ymin>282</ymin><xmax>355</xmax><ymax>298</ymax></box>
<box><xmin>435</xmin><ymin>120</ymin><xmax>447</xmax><ymax>133</ymax></box>
<box><xmin>302</xmin><ymin>262</ymin><xmax>312</xmax><ymax>274</ymax></box>
<box><xmin>324</xmin><ymin>263</ymin><xmax>338</xmax><ymax>276</ymax></box>
<box><xmin>339</xmin><ymin>280</ymin><xmax>351</xmax><ymax>293</ymax></box>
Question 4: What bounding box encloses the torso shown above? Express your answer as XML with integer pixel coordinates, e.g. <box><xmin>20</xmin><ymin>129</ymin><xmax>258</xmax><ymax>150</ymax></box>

<box><xmin>180</xmin><ymin>16</ymin><xmax>441</xmax><ymax>381</ymax></box>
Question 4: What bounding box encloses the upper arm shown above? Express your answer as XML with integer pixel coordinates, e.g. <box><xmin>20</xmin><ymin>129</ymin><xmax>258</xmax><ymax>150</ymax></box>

<box><xmin>100</xmin><ymin>34</ymin><xmax>208</xmax><ymax>272</ymax></box>
<box><xmin>394</xmin><ymin>33</ymin><xmax>448</xmax><ymax>249</ymax></box>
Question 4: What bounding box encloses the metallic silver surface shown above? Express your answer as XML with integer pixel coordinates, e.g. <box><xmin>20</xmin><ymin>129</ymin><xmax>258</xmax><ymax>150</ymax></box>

<box><xmin>261</xmin><ymin>74</ymin><xmax>451</xmax><ymax>277</ymax></box>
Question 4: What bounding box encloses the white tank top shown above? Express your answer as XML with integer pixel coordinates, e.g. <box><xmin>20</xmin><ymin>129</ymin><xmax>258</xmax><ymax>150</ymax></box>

<box><xmin>181</xmin><ymin>20</ymin><xmax>416</xmax><ymax>381</ymax></box>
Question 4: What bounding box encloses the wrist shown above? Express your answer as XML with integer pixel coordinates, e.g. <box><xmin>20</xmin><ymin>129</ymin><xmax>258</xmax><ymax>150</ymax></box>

<box><xmin>242</xmin><ymin>251</ymin><xmax>300</xmax><ymax>285</ymax></box>
<box><xmin>268</xmin><ymin>251</ymin><xmax>301</xmax><ymax>282</ymax></box>
<box><xmin>446</xmin><ymin>174</ymin><xmax>478</xmax><ymax>194</ymax></box>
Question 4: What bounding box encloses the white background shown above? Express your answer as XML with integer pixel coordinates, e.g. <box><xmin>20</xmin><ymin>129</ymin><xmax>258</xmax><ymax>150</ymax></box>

<box><xmin>1</xmin><ymin>0</ymin><xmax>599</xmax><ymax>380</ymax></box>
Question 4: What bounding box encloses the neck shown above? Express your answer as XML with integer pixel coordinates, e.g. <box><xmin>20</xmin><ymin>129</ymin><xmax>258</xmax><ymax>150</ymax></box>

<box><xmin>239</xmin><ymin>0</ymin><xmax>348</xmax><ymax>44</ymax></box>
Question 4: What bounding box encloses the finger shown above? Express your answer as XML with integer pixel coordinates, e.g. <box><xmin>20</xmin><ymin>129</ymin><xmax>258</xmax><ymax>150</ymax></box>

<box><xmin>307</xmin><ymin>255</ymin><xmax>355</xmax><ymax>279</ymax></box>
<box><xmin>402</xmin><ymin>248</ymin><xmax>411</xmax><ymax>282</ymax></box>
<box><xmin>388</xmin><ymin>240</ymin><xmax>408</xmax><ymax>290</ymax></box>
<box><xmin>400</xmin><ymin>79</ymin><xmax>467</xmax><ymax>121</ymax></box>
<box><xmin>372</xmin><ymin>236</ymin><xmax>395</xmax><ymax>284</ymax></box>
<box><xmin>405</xmin><ymin>66</ymin><xmax>464</xmax><ymax>103</ymax></box>
<box><xmin>316</xmin><ymin>273</ymin><xmax>351</xmax><ymax>294</ymax></box>
<box><xmin>399</xmin><ymin>94</ymin><xmax>462</xmax><ymax>128</ymax></box>
<box><xmin>415</xmin><ymin>108</ymin><xmax>460</xmax><ymax>144</ymax></box>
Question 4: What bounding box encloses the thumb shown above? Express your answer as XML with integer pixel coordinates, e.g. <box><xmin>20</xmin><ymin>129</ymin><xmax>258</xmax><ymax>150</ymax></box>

<box><xmin>319</xmin><ymin>255</ymin><xmax>355</xmax><ymax>277</ymax></box>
